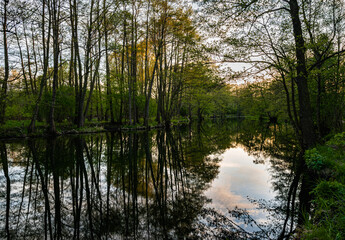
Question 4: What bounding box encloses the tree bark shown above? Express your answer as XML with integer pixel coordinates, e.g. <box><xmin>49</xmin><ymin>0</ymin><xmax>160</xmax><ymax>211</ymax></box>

<box><xmin>104</xmin><ymin>0</ymin><xmax>114</xmax><ymax>123</ymax></box>
<box><xmin>0</xmin><ymin>0</ymin><xmax>9</xmax><ymax>124</ymax></box>
<box><xmin>144</xmin><ymin>13</ymin><xmax>166</xmax><ymax>127</ymax></box>
<box><xmin>289</xmin><ymin>0</ymin><xmax>317</xmax><ymax>149</ymax></box>
<box><xmin>28</xmin><ymin>0</ymin><xmax>52</xmax><ymax>133</ymax></box>
<box><xmin>48</xmin><ymin>0</ymin><xmax>60</xmax><ymax>135</ymax></box>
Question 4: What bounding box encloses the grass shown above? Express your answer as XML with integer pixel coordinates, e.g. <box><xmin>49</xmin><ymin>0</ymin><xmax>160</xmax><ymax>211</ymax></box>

<box><xmin>301</xmin><ymin>132</ymin><xmax>345</xmax><ymax>240</ymax></box>
<box><xmin>0</xmin><ymin>120</ymin><xmax>47</xmax><ymax>138</ymax></box>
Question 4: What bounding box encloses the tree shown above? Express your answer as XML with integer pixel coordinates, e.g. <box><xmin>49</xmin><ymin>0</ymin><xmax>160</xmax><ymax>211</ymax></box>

<box><xmin>197</xmin><ymin>0</ymin><xmax>345</xmax><ymax>149</ymax></box>
<box><xmin>0</xmin><ymin>0</ymin><xmax>9</xmax><ymax>124</ymax></box>
<box><xmin>48</xmin><ymin>0</ymin><xmax>61</xmax><ymax>134</ymax></box>
<box><xmin>28</xmin><ymin>0</ymin><xmax>52</xmax><ymax>133</ymax></box>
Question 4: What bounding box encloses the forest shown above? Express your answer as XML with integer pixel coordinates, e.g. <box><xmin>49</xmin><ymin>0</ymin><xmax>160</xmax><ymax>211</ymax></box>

<box><xmin>1</xmin><ymin>0</ymin><xmax>345</xmax><ymax>239</ymax></box>
<box><xmin>1</xmin><ymin>0</ymin><xmax>344</xmax><ymax>143</ymax></box>
<box><xmin>0</xmin><ymin>0</ymin><xmax>232</xmax><ymax>136</ymax></box>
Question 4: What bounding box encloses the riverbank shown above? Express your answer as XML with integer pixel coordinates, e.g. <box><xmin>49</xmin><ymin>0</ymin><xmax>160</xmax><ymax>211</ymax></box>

<box><xmin>0</xmin><ymin>116</ymin><xmax>251</xmax><ymax>139</ymax></box>
<box><xmin>0</xmin><ymin>119</ymin><xmax>189</xmax><ymax>139</ymax></box>
<box><xmin>300</xmin><ymin>132</ymin><xmax>345</xmax><ymax>239</ymax></box>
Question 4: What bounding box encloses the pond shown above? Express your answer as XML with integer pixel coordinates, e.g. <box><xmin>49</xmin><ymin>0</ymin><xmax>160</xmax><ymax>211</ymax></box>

<box><xmin>0</xmin><ymin>119</ymin><xmax>301</xmax><ymax>239</ymax></box>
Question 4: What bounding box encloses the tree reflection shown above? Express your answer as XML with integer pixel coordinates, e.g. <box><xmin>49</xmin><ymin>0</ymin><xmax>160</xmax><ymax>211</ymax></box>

<box><xmin>194</xmin><ymin>119</ymin><xmax>309</xmax><ymax>239</ymax></box>
<box><xmin>0</xmin><ymin>142</ymin><xmax>10</xmax><ymax>239</ymax></box>
<box><xmin>0</xmin><ymin>124</ymin><xmax>223</xmax><ymax>239</ymax></box>
<box><xmin>0</xmin><ymin>120</ymin><xmax>308</xmax><ymax>239</ymax></box>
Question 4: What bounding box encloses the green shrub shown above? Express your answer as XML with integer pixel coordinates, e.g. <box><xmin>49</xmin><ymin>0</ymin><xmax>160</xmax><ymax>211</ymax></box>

<box><xmin>305</xmin><ymin>148</ymin><xmax>327</xmax><ymax>171</ymax></box>
<box><xmin>302</xmin><ymin>132</ymin><xmax>345</xmax><ymax>240</ymax></box>
<box><xmin>5</xmin><ymin>92</ymin><xmax>35</xmax><ymax>120</ymax></box>
<box><xmin>327</xmin><ymin>132</ymin><xmax>345</xmax><ymax>149</ymax></box>
<box><xmin>40</xmin><ymin>86</ymin><xmax>75</xmax><ymax>122</ymax></box>
<box><xmin>310</xmin><ymin>181</ymin><xmax>345</xmax><ymax>239</ymax></box>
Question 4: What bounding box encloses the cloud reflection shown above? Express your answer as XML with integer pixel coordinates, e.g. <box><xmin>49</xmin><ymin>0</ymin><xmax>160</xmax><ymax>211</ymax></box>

<box><xmin>205</xmin><ymin>147</ymin><xmax>275</xmax><ymax>222</ymax></box>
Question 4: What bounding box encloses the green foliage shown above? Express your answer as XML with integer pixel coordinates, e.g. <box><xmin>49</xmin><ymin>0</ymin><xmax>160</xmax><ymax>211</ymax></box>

<box><xmin>181</xmin><ymin>62</ymin><xmax>233</xmax><ymax>119</ymax></box>
<box><xmin>313</xmin><ymin>181</ymin><xmax>345</xmax><ymax>205</ymax></box>
<box><xmin>308</xmin><ymin>181</ymin><xmax>345</xmax><ymax>240</ymax></box>
<box><xmin>235</xmin><ymin>80</ymin><xmax>289</xmax><ymax>122</ymax></box>
<box><xmin>5</xmin><ymin>92</ymin><xmax>35</xmax><ymax>120</ymax></box>
<box><xmin>327</xmin><ymin>132</ymin><xmax>345</xmax><ymax>149</ymax></box>
<box><xmin>302</xmin><ymin>132</ymin><xmax>345</xmax><ymax>239</ymax></box>
<box><xmin>305</xmin><ymin>148</ymin><xmax>327</xmax><ymax>171</ymax></box>
<box><xmin>0</xmin><ymin>120</ymin><xmax>47</xmax><ymax>137</ymax></box>
<box><xmin>301</xmin><ymin>226</ymin><xmax>334</xmax><ymax>240</ymax></box>
<box><xmin>40</xmin><ymin>86</ymin><xmax>75</xmax><ymax>122</ymax></box>
<box><xmin>55</xmin><ymin>86</ymin><xmax>75</xmax><ymax>122</ymax></box>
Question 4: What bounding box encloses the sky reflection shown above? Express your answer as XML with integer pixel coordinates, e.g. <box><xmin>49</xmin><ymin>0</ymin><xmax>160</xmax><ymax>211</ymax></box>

<box><xmin>205</xmin><ymin>147</ymin><xmax>275</xmax><ymax>224</ymax></box>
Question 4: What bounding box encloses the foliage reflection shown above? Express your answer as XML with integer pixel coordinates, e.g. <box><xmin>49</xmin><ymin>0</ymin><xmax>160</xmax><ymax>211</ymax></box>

<box><xmin>0</xmin><ymin>120</ymin><xmax>303</xmax><ymax>239</ymax></box>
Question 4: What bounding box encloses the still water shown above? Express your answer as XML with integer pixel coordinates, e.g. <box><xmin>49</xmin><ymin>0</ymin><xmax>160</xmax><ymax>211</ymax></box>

<box><xmin>0</xmin><ymin>120</ymin><xmax>300</xmax><ymax>239</ymax></box>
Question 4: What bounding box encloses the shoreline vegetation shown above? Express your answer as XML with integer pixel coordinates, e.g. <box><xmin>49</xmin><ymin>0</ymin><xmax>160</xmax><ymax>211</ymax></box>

<box><xmin>0</xmin><ymin>119</ymin><xmax>175</xmax><ymax>139</ymax></box>
<box><xmin>300</xmin><ymin>132</ymin><xmax>345</xmax><ymax>239</ymax></box>
<box><xmin>0</xmin><ymin>117</ymin><xmax>219</xmax><ymax>139</ymax></box>
<box><xmin>0</xmin><ymin>116</ymin><xmax>251</xmax><ymax>139</ymax></box>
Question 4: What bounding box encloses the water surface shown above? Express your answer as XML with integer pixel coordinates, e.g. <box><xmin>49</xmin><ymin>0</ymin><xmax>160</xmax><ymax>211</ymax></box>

<box><xmin>0</xmin><ymin>120</ymin><xmax>299</xmax><ymax>239</ymax></box>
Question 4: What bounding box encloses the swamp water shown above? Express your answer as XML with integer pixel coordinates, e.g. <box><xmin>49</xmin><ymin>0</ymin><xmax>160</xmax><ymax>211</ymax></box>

<box><xmin>0</xmin><ymin>120</ymin><xmax>301</xmax><ymax>239</ymax></box>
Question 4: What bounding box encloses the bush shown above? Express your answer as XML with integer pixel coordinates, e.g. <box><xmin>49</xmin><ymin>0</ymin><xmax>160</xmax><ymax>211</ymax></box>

<box><xmin>302</xmin><ymin>132</ymin><xmax>345</xmax><ymax>240</ymax></box>
<box><xmin>5</xmin><ymin>92</ymin><xmax>35</xmax><ymax>120</ymax></box>
<box><xmin>305</xmin><ymin>148</ymin><xmax>327</xmax><ymax>171</ymax></box>
<box><xmin>327</xmin><ymin>132</ymin><xmax>345</xmax><ymax>149</ymax></box>
<box><xmin>40</xmin><ymin>86</ymin><xmax>75</xmax><ymax>122</ymax></box>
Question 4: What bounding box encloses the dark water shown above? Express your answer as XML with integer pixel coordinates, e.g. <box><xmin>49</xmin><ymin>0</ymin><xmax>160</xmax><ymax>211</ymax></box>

<box><xmin>0</xmin><ymin>120</ymin><xmax>301</xmax><ymax>239</ymax></box>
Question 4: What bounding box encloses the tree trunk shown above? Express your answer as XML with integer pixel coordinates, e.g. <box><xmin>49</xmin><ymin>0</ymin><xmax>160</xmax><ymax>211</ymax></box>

<box><xmin>28</xmin><ymin>0</ymin><xmax>52</xmax><ymax>133</ymax></box>
<box><xmin>104</xmin><ymin>0</ymin><xmax>114</xmax><ymax>123</ymax></box>
<box><xmin>15</xmin><ymin>26</ymin><xmax>30</xmax><ymax>95</ymax></box>
<box><xmin>0</xmin><ymin>142</ymin><xmax>11</xmax><ymax>238</ymax></box>
<box><xmin>0</xmin><ymin>0</ymin><xmax>9</xmax><ymax>124</ymax></box>
<box><xmin>48</xmin><ymin>0</ymin><xmax>60</xmax><ymax>135</ymax></box>
<box><xmin>289</xmin><ymin>0</ymin><xmax>317</xmax><ymax>149</ymax></box>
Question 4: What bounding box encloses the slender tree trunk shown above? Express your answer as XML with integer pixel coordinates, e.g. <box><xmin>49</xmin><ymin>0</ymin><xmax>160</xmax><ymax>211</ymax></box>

<box><xmin>144</xmin><ymin>0</ymin><xmax>150</xmax><ymax>98</ymax></box>
<box><xmin>281</xmin><ymin>72</ymin><xmax>299</xmax><ymax>136</ymax></box>
<box><xmin>31</xmin><ymin>26</ymin><xmax>38</xmax><ymax>93</ymax></box>
<box><xmin>119</xmin><ymin>10</ymin><xmax>126</xmax><ymax>123</ymax></box>
<box><xmin>84</xmin><ymin>0</ymin><xmax>101</xmax><ymax>120</ymax></box>
<box><xmin>77</xmin><ymin>0</ymin><xmax>95</xmax><ymax>128</ymax></box>
<box><xmin>131</xmin><ymin>2</ymin><xmax>138</xmax><ymax>124</ymax></box>
<box><xmin>104</xmin><ymin>0</ymin><xmax>114</xmax><ymax>123</ymax></box>
<box><xmin>156</xmin><ymin>45</ymin><xmax>164</xmax><ymax>123</ymax></box>
<box><xmin>72</xmin><ymin>0</ymin><xmax>84</xmax><ymax>127</ymax></box>
<box><xmin>23</xmin><ymin>23</ymin><xmax>35</xmax><ymax>94</ymax></box>
<box><xmin>144</xmin><ymin>20</ymin><xmax>165</xmax><ymax>127</ymax></box>
<box><xmin>145</xmin><ymin>10</ymin><xmax>167</xmax><ymax>126</ymax></box>
<box><xmin>15</xmin><ymin>27</ymin><xmax>30</xmax><ymax>95</ymax></box>
<box><xmin>97</xmin><ymin>74</ymin><xmax>104</xmax><ymax>121</ymax></box>
<box><xmin>124</xmin><ymin>10</ymin><xmax>133</xmax><ymax>125</ymax></box>
<box><xmin>0</xmin><ymin>143</ymin><xmax>11</xmax><ymax>239</ymax></box>
<box><xmin>48</xmin><ymin>0</ymin><xmax>60</xmax><ymax>135</ymax></box>
<box><xmin>28</xmin><ymin>0</ymin><xmax>52</xmax><ymax>133</ymax></box>
<box><xmin>0</xmin><ymin>0</ymin><xmax>9</xmax><ymax>124</ymax></box>
<box><xmin>68</xmin><ymin>37</ymin><xmax>74</xmax><ymax>87</ymax></box>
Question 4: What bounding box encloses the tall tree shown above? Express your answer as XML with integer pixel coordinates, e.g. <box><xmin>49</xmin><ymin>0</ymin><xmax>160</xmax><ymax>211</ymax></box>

<box><xmin>0</xmin><ymin>0</ymin><xmax>9</xmax><ymax>124</ymax></box>
<box><xmin>144</xmin><ymin>0</ymin><xmax>167</xmax><ymax>126</ymax></box>
<box><xmin>76</xmin><ymin>0</ymin><xmax>95</xmax><ymax>128</ymax></box>
<box><xmin>104</xmin><ymin>0</ymin><xmax>115</xmax><ymax>123</ymax></box>
<box><xmin>28</xmin><ymin>0</ymin><xmax>52</xmax><ymax>133</ymax></box>
<box><xmin>48</xmin><ymin>0</ymin><xmax>61</xmax><ymax>134</ymax></box>
<box><xmin>288</xmin><ymin>0</ymin><xmax>317</xmax><ymax>149</ymax></box>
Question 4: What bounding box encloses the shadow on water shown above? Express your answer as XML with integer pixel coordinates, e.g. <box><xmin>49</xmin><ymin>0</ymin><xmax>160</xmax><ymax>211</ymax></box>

<box><xmin>0</xmin><ymin>119</ymin><xmax>310</xmax><ymax>239</ymax></box>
